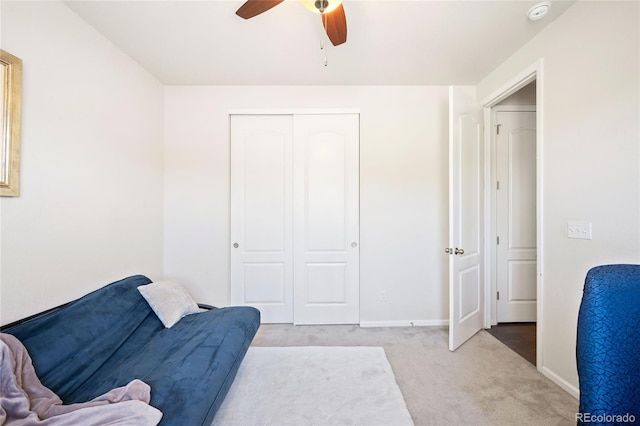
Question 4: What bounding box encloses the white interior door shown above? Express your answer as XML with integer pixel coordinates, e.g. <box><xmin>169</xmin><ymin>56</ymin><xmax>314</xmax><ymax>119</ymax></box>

<box><xmin>293</xmin><ymin>114</ymin><xmax>360</xmax><ymax>325</ymax></box>
<box><xmin>496</xmin><ymin>109</ymin><xmax>537</xmax><ymax>322</ymax></box>
<box><xmin>230</xmin><ymin>115</ymin><xmax>294</xmax><ymax>323</ymax></box>
<box><xmin>448</xmin><ymin>86</ymin><xmax>484</xmax><ymax>351</ymax></box>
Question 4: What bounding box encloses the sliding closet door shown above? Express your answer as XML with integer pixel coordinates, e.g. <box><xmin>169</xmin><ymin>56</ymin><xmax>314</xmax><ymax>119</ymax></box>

<box><xmin>230</xmin><ymin>115</ymin><xmax>293</xmax><ymax>323</ymax></box>
<box><xmin>293</xmin><ymin>114</ymin><xmax>360</xmax><ymax>325</ymax></box>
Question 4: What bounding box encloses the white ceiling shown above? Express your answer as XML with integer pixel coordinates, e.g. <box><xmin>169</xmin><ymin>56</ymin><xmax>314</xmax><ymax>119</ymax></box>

<box><xmin>64</xmin><ymin>0</ymin><xmax>575</xmax><ymax>86</ymax></box>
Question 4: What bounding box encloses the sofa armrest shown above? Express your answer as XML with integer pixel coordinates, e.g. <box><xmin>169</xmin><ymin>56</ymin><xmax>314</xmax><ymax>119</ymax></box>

<box><xmin>197</xmin><ymin>303</ymin><xmax>217</xmax><ymax>310</ymax></box>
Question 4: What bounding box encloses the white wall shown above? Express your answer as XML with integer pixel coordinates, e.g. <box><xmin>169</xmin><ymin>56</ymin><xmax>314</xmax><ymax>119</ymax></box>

<box><xmin>478</xmin><ymin>1</ymin><xmax>639</xmax><ymax>395</ymax></box>
<box><xmin>0</xmin><ymin>1</ymin><xmax>165</xmax><ymax>324</ymax></box>
<box><xmin>164</xmin><ymin>86</ymin><xmax>452</xmax><ymax>324</ymax></box>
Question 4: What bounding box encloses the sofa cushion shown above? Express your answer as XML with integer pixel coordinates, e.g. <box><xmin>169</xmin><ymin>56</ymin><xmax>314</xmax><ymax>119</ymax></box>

<box><xmin>64</xmin><ymin>305</ymin><xmax>260</xmax><ymax>426</ymax></box>
<box><xmin>137</xmin><ymin>281</ymin><xmax>200</xmax><ymax>328</ymax></box>
<box><xmin>4</xmin><ymin>275</ymin><xmax>154</xmax><ymax>399</ymax></box>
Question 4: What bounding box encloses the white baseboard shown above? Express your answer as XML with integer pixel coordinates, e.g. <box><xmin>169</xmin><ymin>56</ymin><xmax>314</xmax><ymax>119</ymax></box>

<box><xmin>359</xmin><ymin>320</ymin><xmax>449</xmax><ymax>328</ymax></box>
<box><xmin>539</xmin><ymin>366</ymin><xmax>579</xmax><ymax>399</ymax></box>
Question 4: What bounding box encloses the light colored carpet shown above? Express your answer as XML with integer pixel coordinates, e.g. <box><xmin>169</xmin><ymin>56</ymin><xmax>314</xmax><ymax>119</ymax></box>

<box><xmin>212</xmin><ymin>346</ymin><xmax>413</xmax><ymax>426</ymax></box>
<box><xmin>251</xmin><ymin>325</ymin><xmax>579</xmax><ymax>426</ymax></box>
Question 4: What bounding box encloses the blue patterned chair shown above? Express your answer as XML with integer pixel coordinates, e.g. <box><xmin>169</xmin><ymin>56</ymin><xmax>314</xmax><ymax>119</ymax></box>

<box><xmin>576</xmin><ymin>264</ymin><xmax>640</xmax><ymax>425</ymax></box>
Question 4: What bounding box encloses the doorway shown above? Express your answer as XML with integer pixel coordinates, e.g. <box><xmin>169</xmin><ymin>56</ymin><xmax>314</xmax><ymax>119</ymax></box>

<box><xmin>495</xmin><ymin>104</ymin><xmax>537</xmax><ymax>324</ymax></box>
<box><xmin>486</xmin><ymin>78</ymin><xmax>540</xmax><ymax>366</ymax></box>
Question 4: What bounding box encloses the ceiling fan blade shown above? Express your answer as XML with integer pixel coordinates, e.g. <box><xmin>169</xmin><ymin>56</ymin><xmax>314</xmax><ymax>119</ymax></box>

<box><xmin>236</xmin><ymin>0</ymin><xmax>285</xmax><ymax>19</ymax></box>
<box><xmin>322</xmin><ymin>3</ymin><xmax>347</xmax><ymax>46</ymax></box>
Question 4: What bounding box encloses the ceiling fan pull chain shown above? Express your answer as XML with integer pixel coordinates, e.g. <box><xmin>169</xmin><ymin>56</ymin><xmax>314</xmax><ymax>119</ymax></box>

<box><xmin>323</xmin><ymin>40</ymin><xmax>328</xmax><ymax>66</ymax></box>
<box><xmin>321</xmin><ymin>13</ymin><xmax>328</xmax><ymax>66</ymax></box>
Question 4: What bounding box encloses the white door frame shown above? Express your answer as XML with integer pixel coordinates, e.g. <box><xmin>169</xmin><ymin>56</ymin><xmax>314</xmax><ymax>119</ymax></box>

<box><xmin>480</xmin><ymin>59</ymin><xmax>544</xmax><ymax>370</ymax></box>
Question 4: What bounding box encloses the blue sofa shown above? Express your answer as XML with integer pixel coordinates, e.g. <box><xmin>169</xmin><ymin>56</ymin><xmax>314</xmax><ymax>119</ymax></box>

<box><xmin>2</xmin><ymin>275</ymin><xmax>260</xmax><ymax>425</ymax></box>
<box><xmin>576</xmin><ymin>264</ymin><xmax>640</xmax><ymax>424</ymax></box>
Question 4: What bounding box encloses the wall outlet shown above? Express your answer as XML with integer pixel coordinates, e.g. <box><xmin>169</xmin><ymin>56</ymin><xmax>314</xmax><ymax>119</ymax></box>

<box><xmin>568</xmin><ymin>221</ymin><xmax>592</xmax><ymax>240</ymax></box>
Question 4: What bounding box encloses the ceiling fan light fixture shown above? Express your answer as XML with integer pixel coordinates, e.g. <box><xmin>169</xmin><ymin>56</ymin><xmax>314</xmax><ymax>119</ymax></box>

<box><xmin>527</xmin><ymin>1</ymin><xmax>551</xmax><ymax>21</ymax></box>
<box><xmin>235</xmin><ymin>0</ymin><xmax>347</xmax><ymax>47</ymax></box>
<box><xmin>301</xmin><ymin>0</ymin><xmax>343</xmax><ymax>14</ymax></box>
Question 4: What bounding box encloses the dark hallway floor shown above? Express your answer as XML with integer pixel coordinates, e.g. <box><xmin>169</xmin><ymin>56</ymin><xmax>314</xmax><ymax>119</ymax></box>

<box><xmin>486</xmin><ymin>322</ymin><xmax>536</xmax><ymax>365</ymax></box>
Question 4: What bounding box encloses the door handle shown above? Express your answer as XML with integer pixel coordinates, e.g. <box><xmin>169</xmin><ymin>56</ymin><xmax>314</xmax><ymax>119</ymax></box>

<box><xmin>445</xmin><ymin>248</ymin><xmax>452</xmax><ymax>254</ymax></box>
<box><xmin>233</xmin><ymin>243</ymin><xmax>239</xmax><ymax>248</ymax></box>
<box><xmin>455</xmin><ymin>248</ymin><xmax>464</xmax><ymax>255</ymax></box>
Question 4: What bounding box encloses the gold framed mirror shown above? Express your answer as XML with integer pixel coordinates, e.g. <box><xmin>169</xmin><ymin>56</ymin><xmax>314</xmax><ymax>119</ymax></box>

<box><xmin>1</xmin><ymin>49</ymin><xmax>22</xmax><ymax>197</ymax></box>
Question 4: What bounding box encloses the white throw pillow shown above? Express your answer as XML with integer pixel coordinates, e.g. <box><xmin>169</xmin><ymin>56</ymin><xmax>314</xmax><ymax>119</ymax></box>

<box><xmin>137</xmin><ymin>281</ymin><xmax>200</xmax><ymax>328</ymax></box>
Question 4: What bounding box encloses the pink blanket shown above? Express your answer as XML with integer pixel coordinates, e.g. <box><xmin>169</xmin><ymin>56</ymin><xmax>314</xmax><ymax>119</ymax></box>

<box><xmin>0</xmin><ymin>333</ymin><xmax>162</xmax><ymax>425</ymax></box>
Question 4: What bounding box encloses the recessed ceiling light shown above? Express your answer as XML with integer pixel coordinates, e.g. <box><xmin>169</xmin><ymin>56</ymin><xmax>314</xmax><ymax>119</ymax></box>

<box><xmin>527</xmin><ymin>1</ymin><xmax>552</xmax><ymax>21</ymax></box>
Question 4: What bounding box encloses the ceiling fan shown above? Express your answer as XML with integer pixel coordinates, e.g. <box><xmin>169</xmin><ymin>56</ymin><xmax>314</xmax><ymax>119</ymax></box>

<box><xmin>235</xmin><ymin>0</ymin><xmax>348</xmax><ymax>46</ymax></box>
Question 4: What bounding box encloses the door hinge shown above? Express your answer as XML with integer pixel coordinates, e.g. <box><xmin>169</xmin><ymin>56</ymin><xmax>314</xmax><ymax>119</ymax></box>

<box><xmin>497</xmin><ymin>181</ymin><xmax>500</xmax><ymax>190</ymax></box>
<box><xmin>497</xmin><ymin>236</ymin><xmax>500</xmax><ymax>245</ymax></box>
<box><xmin>497</xmin><ymin>291</ymin><xmax>500</xmax><ymax>300</ymax></box>
<box><xmin>496</xmin><ymin>124</ymin><xmax>502</xmax><ymax>135</ymax></box>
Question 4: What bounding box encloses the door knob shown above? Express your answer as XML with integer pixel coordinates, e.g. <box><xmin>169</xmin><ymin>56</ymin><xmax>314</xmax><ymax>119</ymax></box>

<box><xmin>455</xmin><ymin>248</ymin><xmax>464</xmax><ymax>255</ymax></box>
<box><xmin>445</xmin><ymin>248</ymin><xmax>452</xmax><ymax>254</ymax></box>
<box><xmin>351</xmin><ymin>242</ymin><xmax>358</xmax><ymax>248</ymax></box>
<box><xmin>233</xmin><ymin>243</ymin><xmax>239</xmax><ymax>248</ymax></box>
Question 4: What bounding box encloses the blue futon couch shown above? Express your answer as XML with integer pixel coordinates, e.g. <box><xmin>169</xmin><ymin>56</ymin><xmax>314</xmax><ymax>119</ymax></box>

<box><xmin>576</xmin><ymin>264</ymin><xmax>640</xmax><ymax>424</ymax></box>
<box><xmin>2</xmin><ymin>275</ymin><xmax>260</xmax><ymax>425</ymax></box>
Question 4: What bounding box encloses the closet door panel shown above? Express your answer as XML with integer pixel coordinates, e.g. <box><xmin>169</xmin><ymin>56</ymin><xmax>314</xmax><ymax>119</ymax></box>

<box><xmin>306</xmin><ymin>134</ymin><xmax>347</xmax><ymax>251</ymax></box>
<box><xmin>293</xmin><ymin>114</ymin><xmax>360</xmax><ymax>325</ymax></box>
<box><xmin>230</xmin><ymin>115</ymin><xmax>293</xmax><ymax>323</ymax></box>
<box><xmin>242</xmin><ymin>133</ymin><xmax>286</xmax><ymax>252</ymax></box>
